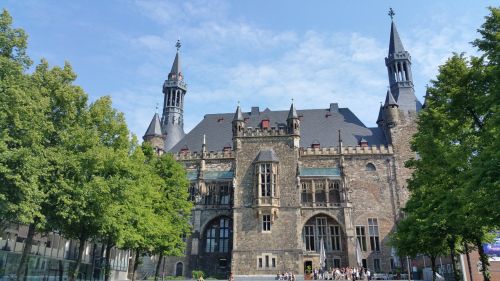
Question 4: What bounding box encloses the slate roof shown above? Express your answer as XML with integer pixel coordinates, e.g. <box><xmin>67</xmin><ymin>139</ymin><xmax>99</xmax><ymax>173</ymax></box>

<box><xmin>169</xmin><ymin>105</ymin><xmax>387</xmax><ymax>153</ymax></box>
<box><xmin>144</xmin><ymin>113</ymin><xmax>163</xmax><ymax>137</ymax></box>
<box><xmin>389</xmin><ymin>21</ymin><xmax>405</xmax><ymax>55</ymax></box>
<box><xmin>385</xmin><ymin>90</ymin><xmax>398</xmax><ymax>107</ymax></box>
<box><xmin>256</xmin><ymin>149</ymin><xmax>279</xmax><ymax>162</ymax></box>
<box><xmin>171</xmin><ymin>51</ymin><xmax>181</xmax><ymax>75</ymax></box>
<box><xmin>163</xmin><ymin>122</ymin><xmax>185</xmax><ymax>152</ymax></box>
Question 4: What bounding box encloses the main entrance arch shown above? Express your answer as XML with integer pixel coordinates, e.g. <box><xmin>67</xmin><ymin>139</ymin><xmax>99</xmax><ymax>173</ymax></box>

<box><xmin>302</xmin><ymin>214</ymin><xmax>347</xmax><ymax>269</ymax></box>
<box><xmin>198</xmin><ymin>216</ymin><xmax>232</xmax><ymax>278</ymax></box>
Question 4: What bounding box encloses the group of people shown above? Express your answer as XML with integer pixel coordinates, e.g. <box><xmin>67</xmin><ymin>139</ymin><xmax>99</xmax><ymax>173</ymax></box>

<box><xmin>276</xmin><ymin>271</ymin><xmax>297</xmax><ymax>281</ymax></box>
<box><xmin>312</xmin><ymin>267</ymin><xmax>371</xmax><ymax>280</ymax></box>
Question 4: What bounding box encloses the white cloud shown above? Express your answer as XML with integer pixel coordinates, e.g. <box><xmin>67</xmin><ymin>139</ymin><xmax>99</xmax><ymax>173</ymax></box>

<box><xmin>123</xmin><ymin>0</ymin><xmax>484</xmax><ymax>137</ymax></box>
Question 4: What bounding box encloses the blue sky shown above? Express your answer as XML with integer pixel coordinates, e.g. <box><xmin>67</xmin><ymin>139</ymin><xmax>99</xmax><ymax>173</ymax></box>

<box><xmin>3</xmin><ymin>0</ymin><xmax>497</xmax><ymax>139</ymax></box>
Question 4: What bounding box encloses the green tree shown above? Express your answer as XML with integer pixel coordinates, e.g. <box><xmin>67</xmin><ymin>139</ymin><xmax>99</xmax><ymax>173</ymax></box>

<box><xmin>0</xmin><ymin>9</ymin><xmax>91</xmax><ymax>279</ymax></box>
<box><xmin>148</xmin><ymin>152</ymin><xmax>192</xmax><ymax>281</ymax></box>
<box><xmin>47</xmin><ymin>96</ymin><xmax>133</xmax><ymax>281</ymax></box>
<box><xmin>119</xmin><ymin>145</ymin><xmax>164</xmax><ymax>281</ymax></box>
<box><xmin>398</xmin><ymin>7</ymin><xmax>499</xmax><ymax>281</ymax></box>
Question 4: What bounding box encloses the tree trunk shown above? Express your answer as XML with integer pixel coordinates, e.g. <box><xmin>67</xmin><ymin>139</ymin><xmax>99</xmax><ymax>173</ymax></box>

<box><xmin>464</xmin><ymin>243</ymin><xmax>474</xmax><ymax>281</ymax></box>
<box><xmin>17</xmin><ymin>222</ymin><xmax>36</xmax><ymax>281</ymax></box>
<box><xmin>132</xmin><ymin>250</ymin><xmax>140</xmax><ymax>281</ymax></box>
<box><xmin>448</xmin><ymin>237</ymin><xmax>460</xmax><ymax>281</ymax></box>
<box><xmin>104</xmin><ymin>242</ymin><xmax>113</xmax><ymax>281</ymax></box>
<box><xmin>154</xmin><ymin>253</ymin><xmax>163</xmax><ymax>281</ymax></box>
<box><xmin>475</xmin><ymin>238</ymin><xmax>490</xmax><ymax>281</ymax></box>
<box><xmin>69</xmin><ymin>235</ymin><xmax>87</xmax><ymax>281</ymax></box>
<box><xmin>430</xmin><ymin>255</ymin><xmax>436</xmax><ymax>281</ymax></box>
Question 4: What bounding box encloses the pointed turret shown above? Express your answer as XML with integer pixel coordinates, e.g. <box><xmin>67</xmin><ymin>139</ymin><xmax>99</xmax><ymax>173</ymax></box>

<box><xmin>143</xmin><ymin>113</ymin><xmax>166</xmax><ymax>154</ymax></box>
<box><xmin>384</xmin><ymin>89</ymin><xmax>400</xmax><ymax>127</ymax></box>
<box><xmin>233</xmin><ymin>105</ymin><xmax>243</xmax><ymax>121</ymax></box>
<box><xmin>287</xmin><ymin>102</ymin><xmax>298</xmax><ymax>120</ymax></box>
<box><xmin>385</xmin><ymin>9</ymin><xmax>422</xmax><ymax>114</ymax></box>
<box><xmin>144</xmin><ymin>113</ymin><xmax>163</xmax><ymax>138</ymax></box>
<box><xmin>287</xmin><ymin>102</ymin><xmax>300</xmax><ymax>135</ymax></box>
<box><xmin>376</xmin><ymin>104</ymin><xmax>385</xmax><ymax>126</ymax></box>
<box><xmin>162</xmin><ymin>40</ymin><xmax>187</xmax><ymax>151</ymax></box>
<box><xmin>232</xmin><ymin>105</ymin><xmax>245</xmax><ymax>138</ymax></box>
<box><xmin>384</xmin><ymin>89</ymin><xmax>398</xmax><ymax>108</ymax></box>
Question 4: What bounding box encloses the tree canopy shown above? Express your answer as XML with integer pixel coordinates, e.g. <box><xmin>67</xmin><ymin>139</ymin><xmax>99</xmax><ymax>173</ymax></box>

<box><xmin>0</xmin><ymin>9</ymin><xmax>193</xmax><ymax>281</ymax></box>
<box><xmin>392</xmin><ymin>7</ymin><xmax>499</xmax><ymax>281</ymax></box>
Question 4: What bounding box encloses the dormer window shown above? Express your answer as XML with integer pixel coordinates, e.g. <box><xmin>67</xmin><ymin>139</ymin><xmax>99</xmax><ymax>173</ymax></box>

<box><xmin>261</xmin><ymin>119</ymin><xmax>270</xmax><ymax>129</ymax></box>
<box><xmin>359</xmin><ymin>138</ymin><xmax>368</xmax><ymax>147</ymax></box>
<box><xmin>311</xmin><ymin>140</ymin><xmax>320</xmax><ymax>149</ymax></box>
<box><xmin>180</xmin><ymin>145</ymin><xmax>189</xmax><ymax>154</ymax></box>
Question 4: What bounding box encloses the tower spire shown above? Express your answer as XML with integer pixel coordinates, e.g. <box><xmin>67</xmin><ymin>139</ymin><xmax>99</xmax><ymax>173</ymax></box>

<box><xmin>169</xmin><ymin>40</ymin><xmax>182</xmax><ymax>80</ymax></box>
<box><xmin>384</xmin><ymin>11</ymin><xmax>422</xmax><ymax>113</ymax></box>
<box><xmin>388</xmin><ymin>20</ymin><xmax>405</xmax><ymax>55</ymax></box>
<box><xmin>161</xmin><ymin>40</ymin><xmax>188</xmax><ymax>151</ymax></box>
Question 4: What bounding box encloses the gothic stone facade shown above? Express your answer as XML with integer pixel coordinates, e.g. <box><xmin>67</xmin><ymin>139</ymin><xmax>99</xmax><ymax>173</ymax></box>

<box><xmin>143</xmin><ymin>20</ymin><xmax>422</xmax><ymax>277</ymax></box>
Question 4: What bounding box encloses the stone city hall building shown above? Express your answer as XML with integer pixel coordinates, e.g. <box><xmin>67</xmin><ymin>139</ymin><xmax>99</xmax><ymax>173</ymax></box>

<box><xmin>142</xmin><ymin>18</ymin><xmax>422</xmax><ymax>278</ymax></box>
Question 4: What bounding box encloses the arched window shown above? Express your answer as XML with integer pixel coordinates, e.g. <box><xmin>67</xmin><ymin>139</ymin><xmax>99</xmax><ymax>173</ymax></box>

<box><xmin>365</xmin><ymin>163</ymin><xmax>376</xmax><ymax>171</ymax></box>
<box><xmin>302</xmin><ymin>216</ymin><xmax>344</xmax><ymax>252</ymax></box>
<box><xmin>204</xmin><ymin>217</ymin><xmax>232</xmax><ymax>254</ymax></box>
<box><xmin>328</xmin><ymin>181</ymin><xmax>341</xmax><ymax>203</ymax></box>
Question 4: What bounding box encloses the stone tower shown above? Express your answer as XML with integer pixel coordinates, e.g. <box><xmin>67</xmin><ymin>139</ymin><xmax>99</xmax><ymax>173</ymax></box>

<box><xmin>143</xmin><ymin>112</ymin><xmax>165</xmax><ymax>154</ymax></box>
<box><xmin>380</xmin><ymin>12</ymin><xmax>422</xmax><ymax>216</ymax></box>
<box><xmin>385</xmin><ymin>18</ymin><xmax>421</xmax><ymax>114</ymax></box>
<box><xmin>286</xmin><ymin>102</ymin><xmax>300</xmax><ymax>148</ymax></box>
<box><xmin>384</xmin><ymin>89</ymin><xmax>399</xmax><ymax>127</ymax></box>
<box><xmin>162</xmin><ymin>40</ymin><xmax>187</xmax><ymax>151</ymax></box>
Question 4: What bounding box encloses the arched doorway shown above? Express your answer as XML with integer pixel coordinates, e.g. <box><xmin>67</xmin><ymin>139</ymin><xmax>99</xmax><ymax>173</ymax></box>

<box><xmin>199</xmin><ymin>216</ymin><xmax>233</xmax><ymax>277</ymax></box>
<box><xmin>175</xmin><ymin>262</ymin><xmax>183</xmax><ymax>276</ymax></box>
<box><xmin>302</xmin><ymin>214</ymin><xmax>346</xmax><ymax>269</ymax></box>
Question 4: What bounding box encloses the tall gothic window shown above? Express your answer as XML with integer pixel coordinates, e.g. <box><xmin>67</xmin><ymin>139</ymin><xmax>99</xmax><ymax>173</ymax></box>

<box><xmin>356</xmin><ymin>226</ymin><xmax>367</xmax><ymax>251</ymax></box>
<box><xmin>257</xmin><ymin>163</ymin><xmax>277</xmax><ymax>197</ymax></box>
<box><xmin>260</xmin><ymin>163</ymin><xmax>271</xmax><ymax>197</ymax></box>
<box><xmin>368</xmin><ymin>218</ymin><xmax>380</xmax><ymax>252</ymax></box>
<box><xmin>204</xmin><ymin>217</ymin><xmax>232</xmax><ymax>254</ymax></box>
<box><xmin>315</xmin><ymin>182</ymin><xmax>326</xmax><ymax>203</ymax></box>
<box><xmin>301</xmin><ymin>182</ymin><xmax>312</xmax><ymax>204</ymax></box>
<box><xmin>328</xmin><ymin>181</ymin><xmax>341</xmax><ymax>203</ymax></box>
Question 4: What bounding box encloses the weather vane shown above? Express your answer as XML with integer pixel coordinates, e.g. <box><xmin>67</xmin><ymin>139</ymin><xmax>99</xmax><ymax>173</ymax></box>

<box><xmin>175</xmin><ymin>39</ymin><xmax>181</xmax><ymax>51</ymax></box>
<box><xmin>388</xmin><ymin>8</ymin><xmax>395</xmax><ymax>20</ymax></box>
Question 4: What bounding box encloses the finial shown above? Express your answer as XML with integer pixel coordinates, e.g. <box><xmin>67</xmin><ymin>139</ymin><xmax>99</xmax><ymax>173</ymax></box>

<box><xmin>380</xmin><ymin>101</ymin><xmax>383</xmax><ymax>106</ymax></box>
<box><xmin>175</xmin><ymin>39</ymin><xmax>181</xmax><ymax>51</ymax></box>
<box><xmin>203</xmin><ymin>134</ymin><xmax>206</xmax><ymax>145</ymax></box>
<box><xmin>291</xmin><ymin>98</ymin><xmax>294</xmax><ymax>104</ymax></box>
<box><xmin>237</xmin><ymin>100</ymin><xmax>240</xmax><ymax>106</ymax></box>
<box><xmin>155</xmin><ymin>102</ymin><xmax>159</xmax><ymax>113</ymax></box>
<box><xmin>388</xmin><ymin>8</ymin><xmax>395</xmax><ymax>20</ymax></box>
